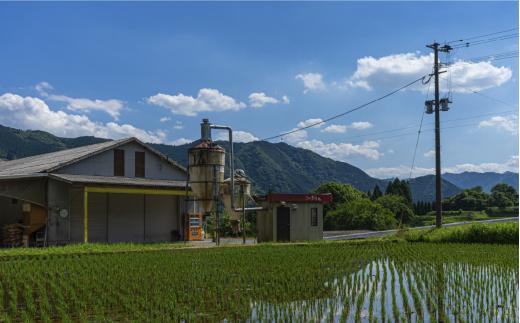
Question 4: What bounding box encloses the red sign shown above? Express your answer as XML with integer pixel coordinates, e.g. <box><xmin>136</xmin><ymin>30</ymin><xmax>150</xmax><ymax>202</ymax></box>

<box><xmin>263</xmin><ymin>193</ymin><xmax>333</xmax><ymax>204</ymax></box>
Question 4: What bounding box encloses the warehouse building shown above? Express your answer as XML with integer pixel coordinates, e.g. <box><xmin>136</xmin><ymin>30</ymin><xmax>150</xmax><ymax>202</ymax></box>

<box><xmin>255</xmin><ymin>193</ymin><xmax>332</xmax><ymax>242</ymax></box>
<box><xmin>0</xmin><ymin>138</ymin><xmax>189</xmax><ymax>245</ymax></box>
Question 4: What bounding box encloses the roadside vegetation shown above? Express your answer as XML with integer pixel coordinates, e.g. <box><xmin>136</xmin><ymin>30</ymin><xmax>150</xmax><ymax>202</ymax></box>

<box><xmin>316</xmin><ymin>180</ymin><xmax>518</xmax><ymax>231</ymax></box>
<box><xmin>398</xmin><ymin>222</ymin><xmax>518</xmax><ymax>244</ymax></box>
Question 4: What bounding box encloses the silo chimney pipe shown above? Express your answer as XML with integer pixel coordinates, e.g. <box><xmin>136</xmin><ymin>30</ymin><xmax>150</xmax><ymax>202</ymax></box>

<box><xmin>207</xmin><ymin>122</ymin><xmax>263</xmax><ymax>212</ymax></box>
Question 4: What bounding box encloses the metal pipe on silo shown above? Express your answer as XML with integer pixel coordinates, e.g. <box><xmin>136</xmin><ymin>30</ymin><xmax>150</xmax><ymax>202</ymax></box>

<box><xmin>208</xmin><ymin>123</ymin><xmax>263</xmax><ymax>212</ymax></box>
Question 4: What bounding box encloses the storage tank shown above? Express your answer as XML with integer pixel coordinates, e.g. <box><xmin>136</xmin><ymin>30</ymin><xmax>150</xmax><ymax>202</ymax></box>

<box><xmin>222</xmin><ymin>172</ymin><xmax>251</xmax><ymax>222</ymax></box>
<box><xmin>188</xmin><ymin>140</ymin><xmax>225</xmax><ymax>213</ymax></box>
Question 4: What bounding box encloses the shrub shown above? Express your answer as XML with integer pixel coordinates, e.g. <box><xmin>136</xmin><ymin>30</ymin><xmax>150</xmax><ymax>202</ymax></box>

<box><xmin>327</xmin><ymin>199</ymin><xmax>397</xmax><ymax>231</ymax></box>
<box><xmin>486</xmin><ymin>206</ymin><xmax>519</xmax><ymax>217</ymax></box>
<box><xmin>375</xmin><ymin>194</ymin><xmax>415</xmax><ymax>224</ymax></box>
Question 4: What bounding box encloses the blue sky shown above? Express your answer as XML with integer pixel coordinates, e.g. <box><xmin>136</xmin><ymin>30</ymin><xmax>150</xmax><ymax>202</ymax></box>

<box><xmin>0</xmin><ymin>2</ymin><xmax>518</xmax><ymax>178</ymax></box>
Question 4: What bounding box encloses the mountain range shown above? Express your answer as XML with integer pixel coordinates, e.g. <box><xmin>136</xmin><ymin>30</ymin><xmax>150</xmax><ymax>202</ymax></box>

<box><xmin>443</xmin><ymin>171</ymin><xmax>518</xmax><ymax>192</ymax></box>
<box><xmin>0</xmin><ymin>124</ymin><xmax>517</xmax><ymax>202</ymax></box>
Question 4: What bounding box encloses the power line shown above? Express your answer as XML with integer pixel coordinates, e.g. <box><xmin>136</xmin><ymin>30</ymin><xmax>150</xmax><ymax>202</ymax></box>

<box><xmin>447</xmin><ymin>50</ymin><xmax>519</xmax><ymax>64</ymax></box>
<box><xmin>450</xmin><ymin>33</ymin><xmax>518</xmax><ymax>49</ymax></box>
<box><xmin>271</xmin><ymin>108</ymin><xmax>517</xmax><ymax>144</ymax></box>
<box><xmin>331</xmin><ymin>119</ymin><xmax>509</xmax><ymax>147</ymax></box>
<box><xmin>409</xmin><ymin>111</ymin><xmax>426</xmax><ymax>180</ymax></box>
<box><xmin>262</xmin><ymin>75</ymin><xmax>429</xmax><ymax>141</ymax></box>
<box><xmin>286</xmin><ymin>109</ymin><xmax>517</xmax><ymax>147</ymax></box>
<box><xmin>446</xmin><ymin>27</ymin><xmax>518</xmax><ymax>44</ymax></box>
<box><xmin>472</xmin><ymin>91</ymin><xmax>519</xmax><ymax>109</ymax></box>
<box><xmin>465</xmin><ymin>50</ymin><xmax>519</xmax><ymax>61</ymax></box>
<box><xmin>410</xmin><ymin>76</ymin><xmax>431</xmax><ymax>180</ymax></box>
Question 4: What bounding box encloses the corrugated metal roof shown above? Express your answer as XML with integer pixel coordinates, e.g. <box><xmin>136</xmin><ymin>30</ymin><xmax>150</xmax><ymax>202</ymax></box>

<box><xmin>0</xmin><ymin>137</ymin><xmax>186</xmax><ymax>176</ymax></box>
<box><xmin>0</xmin><ymin>139</ymin><xmax>128</xmax><ymax>176</ymax></box>
<box><xmin>50</xmin><ymin>174</ymin><xmax>187</xmax><ymax>189</ymax></box>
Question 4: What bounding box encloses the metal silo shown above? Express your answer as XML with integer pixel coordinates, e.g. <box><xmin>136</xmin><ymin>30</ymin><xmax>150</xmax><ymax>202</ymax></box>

<box><xmin>222</xmin><ymin>172</ymin><xmax>251</xmax><ymax>222</ymax></box>
<box><xmin>186</xmin><ymin>119</ymin><xmax>263</xmax><ymax>245</ymax></box>
<box><xmin>188</xmin><ymin>139</ymin><xmax>225</xmax><ymax>214</ymax></box>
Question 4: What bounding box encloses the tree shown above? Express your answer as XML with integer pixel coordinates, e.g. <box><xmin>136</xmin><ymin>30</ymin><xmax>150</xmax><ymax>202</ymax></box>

<box><xmin>443</xmin><ymin>187</ymin><xmax>489</xmax><ymax>211</ymax></box>
<box><xmin>314</xmin><ymin>182</ymin><xmax>367</xmax><ymax>230</ymax></box>
<box><xmin>491</xmin><ymin>183</ymin><xmax>518</xmax><ymax>204</ymax></box>
<box><xmin>313</xmin><ymin>182</ymin><xmax>366</xmax><ymax>213</ymax></box>
<box><xmin>385</xmin><ymin>178</ymin><xmax>413</xmax><ymax>205</ymax></box>
<box><xmin>327</xmin><ymin>199</ymin><xmax>397</xmax><ymax>231</ymax></box>
<box><xmin>489</xmin><ymin>191</ymin><xmax>515</xmax><ymax>208</ymax></box>
<box><xmin>372</xmin><ymin>185</ymin><xmax>383</xmax><ymax>200</ymax></box>
<box><xmin>375</xmin><ymin>194</ymin><xmax>415</xmax><ymax>224</ymax></box>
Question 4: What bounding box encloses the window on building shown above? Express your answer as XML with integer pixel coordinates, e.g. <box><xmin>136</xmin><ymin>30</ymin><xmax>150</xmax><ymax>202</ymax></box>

<box><xmin>311</xmin><ymin>207</ymin><xmax>318</xmax><ymax>227</ymax></box>
<box><xmin>135</xmin><ymin>151</ymin><xmax>145</xmax><ymax>178</ymax></box>
<box><xmin>114</xmin><ymin>149</ymin><xmax>125</xmax><ymax>176</ymax></box>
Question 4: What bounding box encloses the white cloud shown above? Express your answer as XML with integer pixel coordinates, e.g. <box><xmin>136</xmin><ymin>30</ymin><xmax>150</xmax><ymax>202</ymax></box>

<box><xmin>479</xmin><ymin>115</ymin><xmax>518</xmax><ymax>134</ymax></box>
<box><xmin>297</xmin><ymin>118</ymin><xmax>324</xmax><ymax>128</ymax></box>
<box><xmin>47</xmin><ymin>95</ymin><xmax>124</xmax><ymax>120</ymax></box>
<box><xmin>281</xmin><ymin>128</ymin><xmax>308</xmax><ymax>144</ymax></box>
<box><xmin>248</xmin><ymin>92</ymin><xmax>287</xmax><ymax>108</ymax></box>
<box><xmin>366</xmin><ymin>155</ymin><xmax>519</xmax><ymax>178</ymax></box>
<box><xmin>35</xmin><ymin>82</ymin><xmax>53</xmax><ymax>97</ymax></box>
<box><xmin>448</xmin><ymin>60</ymin><xmax>512</xmax><ymax>93</ymax></box>
<box><xmin>346</xmin><ymin>52</ymin><xmax>512</xmax><ymax>93</ymax></box>
<box><xmin>444</xmin><ymin>155</ymin><xmax>519</xmax><ymax>174</ymax></box>
<box><xmin>322</xmin><ymin>124</ymin><xmax>347</xmax><ymax>133</ymax></box>
<box><xmin>321</xmin><ymin>121</ymin><xmax>372</xmax><ymax>134</ymax></box>
<box><xmin>366</xmin><ymin>165</ymin><xmax>433</xmax><ymax>179</ymax></box>
<box><xmin>215</xmin><ymin>130</ymin><xmax>258</xmax><ymax>143</ymax></box>
<box><xmin>34</xmin><ymin>82</ymin><xmax>124</xmax><ymax>120</ymax></box>
<box><xmin>170</xmin><ymin>138</ymin><xmax>193</xmax><ymax>146</ymax></box>
<box><xmin>160</xmin><ymin>116</ymin><xmax>171</xmax><ymax>122</ymax></box>
<box><xmin>349</xmin><ymin>121</ymin><xmax>373</xmax><ymax>130</ymax></box>
<box><xmin>424</xmin><ymin>150</ymin><xmax>435</xmax><ymax>158</ymax></box>
<box><xmin>295</xmin><ymin>73</ymin><xmax>326</xmax><ymax>93</ymax></box>
<box><xmin>147</xmin><ymin>88</ymin><xmax>246</xmax><ymax>117</ymax></box>
<box><xmin>0</xmin><ymin>93</ymin><xmax>165</xmax><ymax>143</ymax></box>
<box><xmin>297</xmin><ymin>140</ymin><xmax>382</xmax><ymax>160</ymax></box>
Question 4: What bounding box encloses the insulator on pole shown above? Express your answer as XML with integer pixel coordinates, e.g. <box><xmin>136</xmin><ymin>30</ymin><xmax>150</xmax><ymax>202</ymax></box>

<box><xmin>440</xmin><ymin>98</ymin><xmax>451</xmax><ymax>111</ymax></box>
<box><xmin>425</xmin><ymin>100</ymin><xmax>434</xmax><ymax>114</ymax></box>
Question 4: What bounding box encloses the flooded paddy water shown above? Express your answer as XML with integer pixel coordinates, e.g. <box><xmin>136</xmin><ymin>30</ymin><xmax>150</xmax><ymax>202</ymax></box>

<box><xmin>251</xmin><ymin>258</ymin><xmax>518</xmax><ymax>322</ymax></box>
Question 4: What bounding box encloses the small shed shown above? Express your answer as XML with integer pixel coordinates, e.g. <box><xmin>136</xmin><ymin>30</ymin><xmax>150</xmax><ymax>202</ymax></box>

<box><xmin>255</xmin><ymin>193</ymin><xmax>332</xmax><ymax>242</ymax></box>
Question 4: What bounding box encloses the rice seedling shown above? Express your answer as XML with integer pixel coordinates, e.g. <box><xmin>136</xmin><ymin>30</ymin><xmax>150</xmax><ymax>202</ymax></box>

<box><xmin>0</xmin><ymin>242</ymin><xmax>516</xmax><ymax>322</ymax></box>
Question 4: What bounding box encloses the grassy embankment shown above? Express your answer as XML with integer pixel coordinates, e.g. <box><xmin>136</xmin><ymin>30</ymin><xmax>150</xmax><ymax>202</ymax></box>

<box><xmin>410</xmin><ymin>210</ymin><xmax>517</xmax><ymax>227</ymax></box>
<box><xmin>397</xmin><ymin>221</ymin><xmax>518</xmax><ymax>244</ymax></box>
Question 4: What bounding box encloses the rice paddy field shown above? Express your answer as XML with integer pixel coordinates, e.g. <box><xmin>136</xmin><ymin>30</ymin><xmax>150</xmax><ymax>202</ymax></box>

<box><xmin>0</xmin><ymin>241</ymin><xmax>517</xmax><ymax>322</ymax></box>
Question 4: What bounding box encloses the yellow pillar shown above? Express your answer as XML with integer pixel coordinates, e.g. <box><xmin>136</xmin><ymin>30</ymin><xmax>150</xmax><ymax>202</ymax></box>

<box><xmin>83</xmin><ymin>188</ymin><xmax>88</xmax><ymax>243</ymax></box>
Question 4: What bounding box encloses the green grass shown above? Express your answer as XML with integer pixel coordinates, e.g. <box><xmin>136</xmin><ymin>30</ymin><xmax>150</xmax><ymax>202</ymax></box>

<box><xmin>410</xmin><ymin>210</ymin><xmax>510</xmax><ymax>227</ymax></box>
<box><xmin>0</xmin><ymin>242</ymin><xmax>191</xmax><ymax>258</ymax></box>
<box><xmin>399</xmin><ymin>221</ymin><xmax>519</xmax><ymax>244</ymax></box>
<box><xmin>0</xmin><ymin>241</ymin><xmax>517</xmax><ymax>322</ymax></box>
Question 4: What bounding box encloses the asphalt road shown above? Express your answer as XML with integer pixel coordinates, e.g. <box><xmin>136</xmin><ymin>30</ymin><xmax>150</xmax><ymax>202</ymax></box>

<box><xmin>323</xmin><ymin>217</ymin><xmax>519</xmax><ymax>241</ymax></box>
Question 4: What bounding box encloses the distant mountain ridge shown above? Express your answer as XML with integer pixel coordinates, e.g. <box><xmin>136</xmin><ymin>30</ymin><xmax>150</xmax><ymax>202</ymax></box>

<box><xmin>0</xmin><ymin>124</ymin><xmax>517</xmax><ymax>202</ymax></box>
<box><xmin>443</xmin><ymin>171</ymin><xmax>518</xmax><ymax>192</ymax></box>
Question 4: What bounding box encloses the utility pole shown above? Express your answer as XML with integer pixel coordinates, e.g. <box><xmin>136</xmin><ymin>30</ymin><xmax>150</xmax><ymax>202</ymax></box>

<box><xmin>426</xmin><ymin>42</ymin><xmax>452</xmax><ymax>228</ymax></box>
